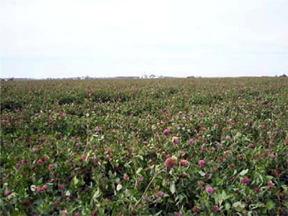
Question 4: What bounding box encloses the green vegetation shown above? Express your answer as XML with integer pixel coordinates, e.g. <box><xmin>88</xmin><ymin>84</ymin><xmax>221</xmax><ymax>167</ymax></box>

<box><xmin>1</xmin><ymin>78</ymin><xmax>288</xmax><ymax>215</ymax></box>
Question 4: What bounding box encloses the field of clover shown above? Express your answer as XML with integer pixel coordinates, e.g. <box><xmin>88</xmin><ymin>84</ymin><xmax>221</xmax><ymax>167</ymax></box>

<box><xmin>1</xmin><ymin>78</ymin><xmax>288</xmax><ymax>216</ymax></box>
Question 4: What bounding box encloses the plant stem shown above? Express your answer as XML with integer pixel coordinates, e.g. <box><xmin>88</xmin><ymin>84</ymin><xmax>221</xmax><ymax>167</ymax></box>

<box><xmin>132</xmin><ymin>168</ymin><xmax>163</xmax><ymax>211</ymax></box>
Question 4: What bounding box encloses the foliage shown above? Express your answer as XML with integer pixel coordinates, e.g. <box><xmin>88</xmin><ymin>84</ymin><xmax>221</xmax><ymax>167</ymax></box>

<box><xmin>1</xmin><ymin>78</ymin><xmax>288</xmax><ymax>215</ymax></box>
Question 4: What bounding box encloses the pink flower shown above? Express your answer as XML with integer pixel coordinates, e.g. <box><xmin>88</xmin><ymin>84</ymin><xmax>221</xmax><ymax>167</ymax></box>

<box><xmin>74</xmin><ymin>212</ymin><xmax>80</xmax><ymax>216</ymax></box>
<box><xmin>270</xmin><ymin>154</ymin><xmax>275</xmax><ymax>159</ymax></box>
<box><xmin>94</xmin><ymin>126</ymin><xmax>99</xmax><ymax>132</ymax></box>
<box><xmin>241</xmin><ymin>178</ymin><xmax>249</xmax><ymax>185</ymax></box>
<box><xmin>5</xmin><ymin>190</ymin><xmax>12</xmax><ymax>197</ymax></box>
<box><xmin>254</xmin><ymin>187</ymin><xmax>260</xmax><ymax>193</ymax></box>
<box><xmin>80</xmin><ymin>155</ymin><xmax>87</xmax><ymax>161</ymax></box>
<box><xmin>180</xmin><ymin>160</ymin><xmax>187</xmax><ymax>166</ymax></box>
<box><xmin>174</xmin><ymin>212</ymin><xmax>181</xmax><ymax>216</ymax></box>
<box><xmin>216</xmin><ymin>142</ymin><xmax>221</xmax><ymax>147</ymax></box>
<box><xmin>214</xmin><ymin>124</ymin><xmax>219</xmax><ymax>128</ymax></box>
<box><xmin>267</xmin><ymin>182</ymin><xmax>273</xmax><ymax>187</ymax></box>
<box><xmin>211</xmin><ymin>147</ymin><xmax>216</xmax><ymax>152</ymax></box>
<box><xmin>35</xmin><ymin>187</ymin><xmax>41</xmax><ymax>193</ymax></box>
<box><xmin>75</xmin><ymin>142</ymin><xmax>80</xmax><ymax>148</ymax></box>
<box><xmin>138</xmin><ymin>177</ymin><xmax>144</xmax><ymax>182</ymax></box>
<box><xmin>104</xmin><ymin>148</ymin><xmax>111</xmax><ymax>155</ymax></box>
<box><xmin>61</xmin><ymin>210</ymin><xmax>68</xmax><ymax>216</ymax></box>
<box><xmin>15</xmin><ymin>163</ymin><xmax>20</xmax><ymax>169</ymax></box>
<box><xmin>157</xmin><ymin>191</ymin><xmax>164</xmax><ymax>197</ymax></box>
<box><xmin>37</xmin><ymin>159</ymin><xmax>43</xmax><ymax>165</ymax></box>
<box><xmin>58</xmin><ymin>184</ymin><xmax>65</xmax><ymax>190</ymax></box>
<box><xmin>179</xmin><ymin>150</ymin><xmax>185</xmax><ymax>157</ymax></box>
<box><xmin>71</xmin><ymin>137</ymin><xmax>77</xmax><ymax>141</ymax></box>
<box><xmin>165</xmin><ymin>157</ymin><xmax>176</xmax><ymax>168</ymax></box>
<box><xmin>123</xmin><ymin>173</ymin><xmax>129</xmax><ymax>180</ymax></box>
<box><xmin>198</xmin><ymin>160</ymin><xmax>205</xmax><ymax>168</ymax></box>
<box><xmin>21</xmin><ymin>159</ymin><xmax>28</xmax><ymax>164</ymax></box>
<box><xmin>188</xmin><ymin>139</ymin><xmax>194</xmax><ymax>145</ymax></box>
<box><xmin>48</xmin><ymin>164</ymin><xmax>54</xmax><ymax>170</ymax></box>
<box><xmin>226</xmin><ymin>136</ymin><xmax>231</xmax><ymax>141</ymax></box>
<box><xmin>213</xmin><ymin>205</ymin><xmax>220</xmax><ymax>212</ymax></box>
<box><xmin>178</xmin><ymin>111</ymin><xmax>182</xmax><ymax>115</ymax></box>
<box><xmin>206</xmin><ymin>187</ymin><xmax>214</xmax><ymax>195</ymax></box>
<box><xmin>173</xmin><ymin>137</ymin><xmax>179</xmax><ymax>144</ymax></box>
<box><xmin>163</xmin><ymin>129</ymin><xmax>168</xmax><ymax>136</ymax></box>
<box><xmin>41</xmin><ymin>185</ymin><xmax>48</xmax><ymax>191</ymax></box>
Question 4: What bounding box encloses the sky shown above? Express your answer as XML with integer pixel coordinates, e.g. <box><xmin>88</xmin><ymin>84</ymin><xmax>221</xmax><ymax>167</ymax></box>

<box><xmin>0</xmin><ymin>0</ymin><xmax>287</xmax><ymax>78</ymax></box>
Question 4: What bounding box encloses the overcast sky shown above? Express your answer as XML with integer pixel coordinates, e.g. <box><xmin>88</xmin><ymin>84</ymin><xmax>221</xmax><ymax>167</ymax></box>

<box><xmin>0</xmin><ymin>0</ymin><xmax>287</xmax><ymax>78</ymax></box>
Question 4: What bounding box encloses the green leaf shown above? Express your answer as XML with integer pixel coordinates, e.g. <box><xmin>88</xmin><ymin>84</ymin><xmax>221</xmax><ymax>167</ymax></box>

<box><xmin>136</xmin><ymin>167</ymin><xmax>143</xmax><ymax>175</ymax></box>
<box><xmin>30</xmin><ymin>185</ymin><xmax>36</xmax><ymax>192</ymax></box>
<box><xmin>92</xmin><ymin>188</ymin><xmax>101</xmax><ymax>199</ymax></box>
<box><xmin>155</xmin><ymin>211</ymin><xmax>162</xmax><ymax>216</ymax></box>
<box><xmin>162</xmin><ymin>179</ymin><xmax>166</xmax><ymax>187</ymax></box>
<box><xmin>170</xmin><ymin>182</ymin><xmax>176</xmax><ymax>194</ymax></box>
<box><xmin>221</xmin><ymin>190</ymin><xmax>232</xmax><ymax>200</ymax></box>
<box><xmin>266</xmin><ymin>200</ymin><xmax>275</xmax><ymax>210</ymax></box>
<box><xmin>233</xmin><ymin>201</ymin><xmax>246</xmax><ymax>211</ymax></box>
<box><xmin>282</xmin><ymin>185</ymin><xmax>288</xmax><ymax>193</ymax></box>
<box><xmin>249</xmin><ymin>203</ymin><xmax>265</xmax><ymax>209</ymax></box>
<box><xmin>225</xmin><ymin>202</ymin><xmax>231</xmax><ymax>210</ymax></box>
<box><xmin>71</xmin><ymin>176</ymin><xmax>79</xmax><ymax>187</ymax></box>
<box><xmin>65</xmin><ymin>190</ymin><xmax>71</xmax><ymax>196</ymax></box>
<box><xmin>199</xmin><ymin>171</ymin><xmax>206</xmax><ymax>176</ymax></box>
<box><xmin>137</xmin><ymin>155</ymin><xmax>144</xmax><ymax>160</ymax></box>
<box><xmin>215</xmin><ymin>177</ymin><xmax>223</xmax><ymax>186</ymax></box>
<box><xmin>235</xmin><ymin>132</ymin><xmax>242</xmax><ymax>139</ymax></box>
<box><xmin>125</xmin><ymin>189</ymin><xmax>131</xmax><ymax>196</ymax></box>
<box><xmin>85</xmin><ymin>150</ymin><xmax>93</xmax><ymax>162</ymax></box>
<box><xmin>222</xmin><ymin>190</ymin><xmax>227</xmax><ymax>199</ymax></box>
<box><xmin>116</xmin><ymin>184</ymin><xmax>122</xmax><ymax>191</ymax></box>
<box><xmin>239</xmin><ymin>169</ymin><xmax>249</xmax><ymax>176</ymax></box>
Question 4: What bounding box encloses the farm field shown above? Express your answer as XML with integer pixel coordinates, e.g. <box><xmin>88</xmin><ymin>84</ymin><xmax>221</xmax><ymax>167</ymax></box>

<box><xmin>1</xmin><ymin>78</ymin><xmax>288</xmax><ymax>215</ymax></box>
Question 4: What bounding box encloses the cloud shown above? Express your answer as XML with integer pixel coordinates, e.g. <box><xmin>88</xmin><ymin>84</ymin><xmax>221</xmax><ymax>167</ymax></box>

<box><xmin>0</xmin><ymin>0</ymin><xmax>287</xmax><ymax>78</ymax></box>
